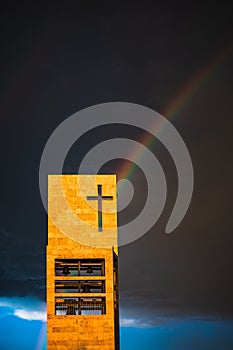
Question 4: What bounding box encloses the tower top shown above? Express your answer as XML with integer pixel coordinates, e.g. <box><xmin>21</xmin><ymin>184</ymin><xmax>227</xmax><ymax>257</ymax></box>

<box><xmin>48</xmin><ymin>174</ymin><xmax>118</xmax><ymax>250</ymax></box>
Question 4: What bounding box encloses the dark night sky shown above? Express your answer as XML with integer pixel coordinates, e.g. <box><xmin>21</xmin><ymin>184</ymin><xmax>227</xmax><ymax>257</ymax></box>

<box><xmin>0</xmin><ymin>2</ymin><xmax>233</xmax><ymax>348</ymax></box>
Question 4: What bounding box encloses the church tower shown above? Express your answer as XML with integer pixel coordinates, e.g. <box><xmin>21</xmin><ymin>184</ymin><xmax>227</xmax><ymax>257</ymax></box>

<box><xmin>47</xmin><ymin>175</ymin><xmax>119</xmax><ymax>350</ymax></box>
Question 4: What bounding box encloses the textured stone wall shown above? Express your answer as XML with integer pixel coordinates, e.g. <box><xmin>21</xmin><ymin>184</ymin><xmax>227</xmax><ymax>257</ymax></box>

<box><xmin>47</xmin><ymin>175</ymin><xmax>119</xmax><ymax>350</ymax></box>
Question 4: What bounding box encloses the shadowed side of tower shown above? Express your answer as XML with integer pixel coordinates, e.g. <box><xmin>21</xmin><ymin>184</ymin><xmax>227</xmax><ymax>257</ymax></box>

<box><xmin>47</xmin><ymin>175</ymin><xmax>119</xmax><ymax>350</ymax></box>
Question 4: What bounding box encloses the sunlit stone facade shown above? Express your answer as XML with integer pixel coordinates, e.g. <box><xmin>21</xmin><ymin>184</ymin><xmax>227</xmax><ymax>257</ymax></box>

<box><xmin>47</xmin><ymin>175</ymin><xmax>119</xmax><ymax>350</ymax></box>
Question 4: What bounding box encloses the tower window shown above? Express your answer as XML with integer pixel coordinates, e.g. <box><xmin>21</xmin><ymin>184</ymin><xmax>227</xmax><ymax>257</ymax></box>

<box><xmin>55</xmin><ymin>297</ymin><xmax>106</xmax><ymax>315</ymax></box>
<box><xmin>55</xmin><ymin>280</ymin><xmax>105</xmax><ymax>293</ymax></box>
<box><xmin>55</xmin><ymin>259</ymin><xmax>105</xmax><ymax>276</ymax></box>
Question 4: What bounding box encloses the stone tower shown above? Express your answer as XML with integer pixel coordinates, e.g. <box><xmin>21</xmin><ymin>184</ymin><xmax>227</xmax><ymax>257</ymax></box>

<box><xmin>47</xmin><ymin>175</ymin><xmax>119</xmax><ymax>350</ymax></box>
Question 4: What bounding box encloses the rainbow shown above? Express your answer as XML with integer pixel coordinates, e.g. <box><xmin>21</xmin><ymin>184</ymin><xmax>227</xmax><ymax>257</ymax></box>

<box><xmin>118</xmin><ymin>43</ymin><xmax>233</xmax><ymax>181</ymax></box>
<box><xmin>35</xmin><ymin>321</ymin><xmax>47</xmax><ymax>350</ymax></box>
<box><xmin>162</xmin><ymin>44</ymin><xmax>232</xmax><ymax>118</ymax></box>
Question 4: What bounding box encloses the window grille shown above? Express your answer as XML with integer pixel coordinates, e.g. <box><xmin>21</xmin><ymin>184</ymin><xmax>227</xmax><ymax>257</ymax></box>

<box><xmin>55</xmin><ymin>297</ymin><xmax>106</xmax><ymax>315</ymax></box>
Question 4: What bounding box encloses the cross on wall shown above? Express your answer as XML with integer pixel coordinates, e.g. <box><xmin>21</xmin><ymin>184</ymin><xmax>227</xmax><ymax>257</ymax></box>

<box><xmin>86</xmin><ymin>184</ymin><xmax>113</xmax><ymax>232</ymax></box>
